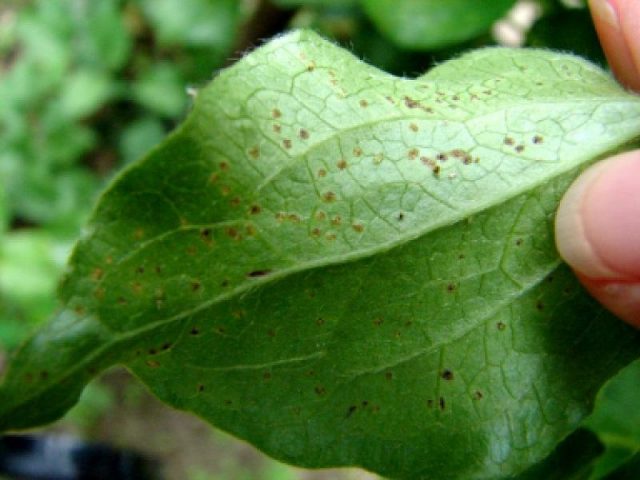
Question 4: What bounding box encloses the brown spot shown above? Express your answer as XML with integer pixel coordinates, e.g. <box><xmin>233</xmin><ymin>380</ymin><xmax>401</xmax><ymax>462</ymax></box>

<box><xmin>311</xmin><ymin>227</ymin><xmax>322</xmax><ymax>237</ymax></box>
<box><xmin>219</xmin><ymin>161</ymin><xmax>229</xmax><ymax>171</ymax></box>
<box><xmin>408</xmin><ymin>148</ymin><xmax>419</xmax><ymax>160</ymax></box>
<box><xmin>272</xmin><ymin>108</ymin><xmax>281</xmax><ymax>119</ymax></box>
<box><xmin>504</xmin><ymin>137</ymin><xmax>515</xmax><ymax>146</ymax></box>
<box><xmin>273</xmin><ymin>123</ymin><xmax>281</xmax><ymax>133</ymax></box>
<box><xmin>275</xmin><ymin>211</ymin><xmax>286</xmax><ymax>222</ymax></box>
<box><xmin>373</xmin><ymin>317</ymin><xmax>383</xmax><ymax>326</ymax></box>
<box><xmin>446</xmin><ymin>283</ymin><xmax>457</xmax><ymax>292</ymax></box>
<box><xmin>40</xmin><ymin>370</ymin><xmax>49</xmax><ymax>380</ymax></box>
<box><xmin>432</xmin><ymin>165</ymin><xmax>441</xmax><ymax>176</ymax></box>
<box><xmin>409</xmin><ymin>123</ymin><xmax>418</xmax><ymax>132</ymax></box>
<box><xmin>317</xmin><ymin>168</ymin><xmax>327</xmax><ymax>178</ymax></box>
<box><xmin>263</xmin><ymin>372</ymin><xmax>272</xmax><ymax>380</ymax></box>
<box><xmin>346</xmin><ymin>405</ymin><xmax>358</xmax><ymax>418</ymax></box>
<box><xmin>136</xmin><ymin>266</ymin><xmax>145</xmax><ymax>275</ymax></box>
<box><xmin>307</xmin><ymin>61</ymin><xmax>316</xmax><ymax>72</ymax></box>
<box><xmin>190</xmin><ymin>327</ymin><xmax>200</xmax><ymax>335</ymax></box>
<box><xmin>331</xmin><ymin>215</ymin><xmax>342</xmax><ymax>226</ymax></box>
<box><xmin>427</xmin><ymin>399</ymin><xmax>434</xmax><ymax>408</ymax></box>
<box><xmin>94</xmin><ymin>287</ymin><xmax>105</xmax><ymax>299</ymax></box>
<box><xmin>325</xmin><ymin>233</ymin><xmax>337</xmax><ymax>241</ymax></box>
<box><xmin>283</xmin><ymin>139</ymin><xmax>292</xmax><ymax>149</ymax></box>
<box><xmin>353</xmin><ymin>147</ymin><xmax>363</xmax><ymax>157</ymax></box>
<box><xmin>221</xmin><ymin>279</ymin><xmax>230</xmax><ymax>287</ymax></box>
<box><xmin>452</xmin><ymin>95</ymin><xmax>460</xmax><ymax>101</ymax></box>
<box><xmin>322</xmin><ymin>191</ymin><xmax>336</xmax><ymax>202</ymax></box>
<box><xmin>267</xmin><ymin>329</ymin><xmax>276</xmax><ymax>338</ymax></box>
<box><xmin>497</xmin><ymin>322</ymin><xmax>506</xmax><ymax>331</ymax></box>
<box><xmin>439</xmin><ymin>397</ymin><xmax>446</xmax><ymax>410</ymax></box>
<box><xmin>245</xmin><ymin>224</ymin><xmax>257</xmax><ymax>236</ymax></box>
<box><xmin>249</xmin><ymin>146</ymin><xmax>260</xmax><ymax>159</ymax></box>
<box><xmin>299</xmin><ymin>128</ymin><xmax>309</xmax><ymax>140</ymax></box>
<box><xmin>536</xmin><ymin>300</ymin><xmax>545</xmax><ymax>311</ymax></box>
<box><xmin>248</xmin><ymin>269</ymin><xmax>272</xmax><ymax>278</ymax></box>
<box><xmin>397</xmin><ymin>212</ymin><xmax>405</xmax><ymax>221</ymax></box>
<box><xmin>404</xmin><ymin>96</ymin><xmax>419</xmax><ymax>109</ymax></box>
<box><xmin>250</xmin><ymin>204</ymin><xmax>261</xmax><ymax>215</ymax></box>
<box><xmin>385</xmin><ymin>371</ymin><xmax>393</xmax><ymax>381</ymax></box>
<box><xmin>220</xmin><ymin>185</ymin><xmax>231</xmax><ymax>196</ymax></box>
<box><xmin>533</xmin><ymin>135</ymin><xmax>544</xmax><ymax>144</ymax></box>
<box><xmin>74</xmin><ymin>305</ymin><xmax>86</xmax><ymax>315</ymax></box>
<box><xmin>198</xmin><ymin>384</ymin><xmax>205</xmax><ymax>392</ymax></box>
<box><xmin>226</xmin><ymin>227</ymin><xmax>238</xmax><ymax>239</ymax></box>
<box><xmin>515</xmin><ymin>144</ymin><xmax>525</xmax><ymax>153</ymax></box>
<box><xmin>191</xmin><ymin>280</ymin><xmax>201</xmax><ymax>292</ymax></box>
<box><xmin>155</xmin><ymin>265</ymin><xmax>163</xmax><ymax>275</ymax></box>
<box><xmin>132</xmin><ymin>282</ymin><xmax>143</xmax><ymax>295</ymax></box>
<box><xmin>474</xmin><ymin>391</ymin><xmax>483</xmax><ymax>400</ymax></box>
<box><xmin>146</xmin><ymin>360</ymin><xmax>160</xmax><ymax>368</ymax></box>
<box><xmin>515</xmin><ymin>238</ymin><xmax>523</xmax><ymax>246</ymax></box>
<box><xmin>359</xmin><ymin>99</ymin><xmax>368</xmax><ymax>108</ymax></box>
<box><xmin>352</xmin><ymin>223</ymin><xmax>364</xmax><ymax>233</ymax></box>
<box><xmin>134</xmin><ymin>228</ymin><xmax>145</xmax><ymax>240</ymax></box>
<box><xmin>436</xmin><ymin>153</ymin><xmax>448</xmax><ymax>162</ymax></box>
<box><xmin>200</xmin><ymin>228</ymin><xmax>212</xmax><ymax>243</ymax></box>
<box><xmin>441</xmin><ymin>370</ymin><xmax>454</xmax><ymax>381</ymax></box>
<box><xmin>315</xmin><ymin>385</ymin><xmax>326</xmax><ymax>395</ymax></box>
<box><xmin>161</xmin><ymin>343</ymin><xmax>172</xmax><ymax>351</ymax></box>
<box><xmin>288</xmin><ymin>213</ymin><xmax>301</xmax><ymax>223</ymax></box>
<box><xmin>209</xmin><ymin>173</ymin><xmax>219</xmax><ymax>184</ymax></box>
<box><xmin>337</xmin><ymin>159</ymin><xmax>348</xmax><ymax>170</ymax></box>
<box><xmin>117</xmin><ymin>296</ymin><xmax>127</xmax><ymax>305</ymax></box>
<box><xmin>306</xmin><ymin>370</ymin><xmax>316</xmax><ymax>377</ymax></box>
<box><xmin>91</xmin><ymin>268</ymin><xmax>104</xmax><ymax>281</ymax></box>
<box><xmin>148</xmin><ymin>348</ymin><xmax>157</xmax><ymax>355</ymax></box>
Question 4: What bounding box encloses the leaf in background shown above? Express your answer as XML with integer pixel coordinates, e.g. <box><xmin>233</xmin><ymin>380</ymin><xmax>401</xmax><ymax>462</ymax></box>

<box><xmin>131</xmin><ymin>62</ymin><xmax>188</xmax><ymax>118</ymax></box>
<box><xmin>584</xmin><ymin>359</ymin><xmax>640</xmax><ymax>479</ymax></box>
<box><xmin>361</xmin><ymin>0</ymin><xmax>517</xmax><ymax>50</ymax></box>
<box><xmin>1</xmin><ymin>31</ymin><xmax>640</xmax><ymax>479</ymax></box>
<box><xmin>119</xmin><ymin>116</ymin><xmax>167</xmax><ymax>164</ymax></box>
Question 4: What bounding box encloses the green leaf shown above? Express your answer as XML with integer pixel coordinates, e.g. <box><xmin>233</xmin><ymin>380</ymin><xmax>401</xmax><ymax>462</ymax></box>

<box><xmin>2</xmin><ymin>31</ymin><xmax>640</xmax><ymax>479</ymax></box>
<box><xmin>361</xmin><ymin>0</ymin><xmax>517</xmax><ymax>50</ymax></box>
<box><xmin>584</xmin><ymin>359</ymin><xmax>640</xmax><ymax>479</ymax></box>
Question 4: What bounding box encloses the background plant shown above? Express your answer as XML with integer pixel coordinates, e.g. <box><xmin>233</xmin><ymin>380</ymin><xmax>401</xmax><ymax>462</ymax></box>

<box><xmin>0</xmin><ymin>1</ymin><xmax>637</xmax><ymax>479</ymax></box>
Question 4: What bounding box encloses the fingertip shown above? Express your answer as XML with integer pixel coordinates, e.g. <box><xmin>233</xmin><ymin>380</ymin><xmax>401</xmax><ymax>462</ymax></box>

<box><xmin>556</xmin><ymin>150</ymin><xmax>640</xmax><ymax>328</ymax></box>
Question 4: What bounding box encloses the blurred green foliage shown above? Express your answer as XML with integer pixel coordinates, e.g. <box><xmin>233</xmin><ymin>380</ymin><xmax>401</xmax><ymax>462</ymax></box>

<box><xmin>0</xmin><ymin>1</ymin><xmax>635</xmax><ymax>479</ymax></box>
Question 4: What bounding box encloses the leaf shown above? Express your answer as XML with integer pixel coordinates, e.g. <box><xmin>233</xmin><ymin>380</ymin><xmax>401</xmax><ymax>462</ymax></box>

<box><xmin>2</xmin><ymin>31</ymin><xmax>640</xmax><ymax>479</ymax></box>
<box><xmin>584</xmin><ymin>359</ymin><xmax>640</xmax><ymax>479</ymax></box>
<box><xmin>360</xmin><ymin>0</ymin><xmax>517</xmax><ymax>50</ymax></box>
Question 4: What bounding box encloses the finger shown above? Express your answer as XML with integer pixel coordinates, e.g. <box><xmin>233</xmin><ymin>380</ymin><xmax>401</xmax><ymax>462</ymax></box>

<box><xmin>589</xmin><ymin>0</ymin><xmax>640</xmax><ymax>91</ymax></box>
<box><xmin>555</xmin><ymin>150</ymin><xmax>640</xmax><ymax>328</ymax></box>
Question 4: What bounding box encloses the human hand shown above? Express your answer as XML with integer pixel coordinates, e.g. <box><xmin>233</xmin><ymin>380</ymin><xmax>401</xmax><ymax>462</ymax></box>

<box><xmin>555</xmin><ymin>0</ymin><xmax>640</xmax><ymax>328</ymax></box>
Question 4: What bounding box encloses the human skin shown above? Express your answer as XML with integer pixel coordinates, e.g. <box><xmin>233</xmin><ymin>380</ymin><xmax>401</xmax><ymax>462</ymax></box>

<box><xmin>555</xmin><ymin>0</ymin><xmax>640</xmax><ymax>328</ymax></box>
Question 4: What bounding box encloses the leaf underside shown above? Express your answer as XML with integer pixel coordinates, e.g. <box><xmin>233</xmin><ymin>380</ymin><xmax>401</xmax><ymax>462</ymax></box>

<box><xmin>2</xmin><ymin>31</ymin><xmax>640</xmax><ymax>479</ymax></box>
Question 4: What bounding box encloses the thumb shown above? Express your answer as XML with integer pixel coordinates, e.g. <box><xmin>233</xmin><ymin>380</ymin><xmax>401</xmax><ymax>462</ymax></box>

<box><xmin>555</xmin><ymin>151</ymin><xmax>640</xmax><ymax>328</ymax></box>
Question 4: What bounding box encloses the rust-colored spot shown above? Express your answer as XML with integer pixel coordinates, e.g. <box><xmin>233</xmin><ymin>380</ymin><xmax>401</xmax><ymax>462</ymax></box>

<box><xmin>249</xmin><ymin>146</ymin><xmax>260</xmax><ymax>159</ymax></box>
<box><xmin>209</xmin><ymin>173</ymin><xmax>219</xmax><ymax>184</ymax></box>
<box><xmin>323</xmin><ymin>191</ymin><xmax>336</xmax><ymax>202</ymax></box>
<box><xmin>91</xmin><ymin>268</ymin><xmax>104</xmax><ymax>281</ymax></box>
<box><xmin>315</xmin><ymin>210</ymin><xmax>326</xmax><ymax>221</ymax></box>
<box><xmin>198</xmin><ymin>384</ymin><xmax>205</xmax><ymax>392</ymax></box>
<box><xmin>219</xmin><ymin>161</ymin><xmax>229</xmax><ymax>171</ymax></box>
<box><xmin>161</xmin><ymin>342</ymin><xmax>172</xmax><ymax>351</ymax></box>
<box><xmin>317</xmin><ymin>168</ymin><xmax>327</xmax><ymax>178</ymax></box>
<box><xmin>316</xmin><ymin>317</ymin><xmax>325</xmax><ymax>326</ymax></box>
<box><xmin>248</xmin><ymin>269</ymin><xmax>272</xmax><ymax>278</ymax></box>
<box><xmin>452</xmin><ymin>95</ymin><xmax>460</xmax><ymax>101</ymax></box>
<box><xmin>439</xmin><ymin>397</ymin><xmax>446</xmax><ymax>410</ymax></box>
<box><xmin>272</xmin><ymin>108</ymin><xmax>282</xmax><ymax>118</ymax></box>
<box><xmin>352</xmin><ymin>223</ymin><xmax>364</xmax><ymax>233</ymax></box>
<box><xmin>446</xmin><ymin>283</ymin><xmax>457</xmax><ymax>292</ymax></box>
<box><xmin>117</xmin><ymin>296</ymin><xmax>127</xmax><ymax>305</ymax></box>
<box><xmin>275</xmin><ymin>211</ymin><xmax>286</xmax><ymax>222</ymax></box>
<box><xmin>190</xmin><ymin>327</ymin><xmax>200</xmax><ymax>335</ymax></box>
<box><xmin>515</xmin><ymin>144</ymin><xmax>525</xmax><ymax>153</ymax></box>
<box><xmin>515</xmin><ymin>238</ymin><xmax>523</xmax><ymax>246</ymax></box>
<box><xmin>397</xmin><ymin>212</ymin><xmax>405</xmax><ymax>221</ymax></box>
<box><xmin>409</xmin><ymin>123</ymin><xmax>418</xmax><ymax>132</ymax></box>
<box><xmin>474</xmin><ymin>391</ymin><xmax>484</xmax><ymax>400</ymax></box>
<box><xmin>427</xmin><ymin>399</ymin><xmax>434</xmax><ymax>408</ymax></box>
<box><xmin>186</xmin><ymin>245</ymin><xmax>198</xmax><ymax>255</ymax></box>
<box><xmin>311</xmin><ymin>227</ymin><xmax>322</xmax><ymax>237</ymax></box>
<box><xmin>245</xmin><ymin>224</ymin><xmax>256</xmax><ymax>236</ymax></box>
<box><xmin>132</xmin><ymin>282</ymin><xmax>143</xmax><ymax>295</ymax></box>
<box><xmin>220</xmin><ymin>185</ymin><xmax>231</xmax><ymax>196</ymax></box>
<box><xmin>226</xmin><ymin>227</ymin><xmax>238</xmax><ymax>238</ymax></box>
<box><xmin>288</xmin><ymin>213</ymin><xmax>301</xmax><ymax>223</ymax></box>
<box><xmin>191</xmin><ymin>280</ymin><xmax>201</xmax><ymax>292</ymax></box>
<box><xmin>273</xmin><ymin>123</ymin><xmax>281</xmax><ymax>133</ymax></box>
<box><xmin>373</xmin><ymin>317</ymin><xmax>383</xmax><ymax>326</ymax></box>
<box><xmin>404</xmin><ymin>96</ymin><xmax>419</xmax><ymax>108</ymax></box>
<box><xmin>250</xmin><ymin>204</ymin><xmax>261</xmax><ymax>215</ymax></box>
<box><xmin>74</xmin><ymin>305</ymin><xmax>86</xmax><ymax>315</ymax></box>
<box><xmin>146</xmin><ymin>360</ymin><xmax>160</xmax><ymax>368</ymax></box>
<box><xmin>136</xmin><ymin>266</ymin><xmax>145</xmax><ymax>275</ymax></box>
<box><xmin>267</xmin><ymin>329</ymin><xmax>276</xmax><ymax>338</ymax></box>
<box><xmin>497</xmin><ymin>321</ymin><xmax>506</xmax><ymax>331</ymax></box>
<box><xmin>325</xmin><ymin>232</ymin><xmax>337</xmax><ymax>241</ymax></box>
<box><xmin>148</xmin><ymin>348</ymin><xmax>157</xmax><ymax>355</ymax></box>
<box><xmin>331</xmin><ymin>215</ymin><xmax>342</xmax><ymax>226</ymax></box>
<box><xmin>283</xmin><ymin>139</ymin><xmax>292</xmax><ymax>149</ymax></box>
<box><xmin>441</xmin><ymin>370</ymin><xmax>454</xmax><ymax>381</ymax></box>
<box><xmin>533</xmin><ymin>135</ymin><xmax>544</xmax><ymax>144</ymax></box>
<box><xmin>230</xmin><ymin>197</ymin><xmax>242</xmax><ymax>208</ymax></box>
<box><xmin>536</xmin><ymin>300</ymin><xmax>545</xmax><ymax>311</ymax></box>
<box><xmin>353</xmin><ymin>147</ymin><xmax>363</xmax><ymax>157</ymax></box>
<box><xmin>359</xmin><ymin>99</ymin><xmax>368</xmax><ymax>108</ymax></box>
<box><xmin>504</xmin><ymin>137</ymin><xmax>515</xmax><ymax>146</ymax></box>
<box><xmin>154</xmin><ymin>265</ymin><xmax>163</xmax><ymax>275</ymax></box>
<box><xmin>133</xmin><ymin>228</ymin><xmax>145</xmax><ymax>240</ymax></box>
<box><xmin>408</xmin><ymin>148</ymin><xmax>419</xmax><ymax>160</ymax></box>
<box><xmin>385</xmin><ymin>371</ymin><xmax>393</xmax><ymax>381</ymax></box>
<box><xmin>337</xmin><ymin>159</ymin><xmax>348</xmax><ymax>170</ymax></box>
<box><xmin>263</xmin><ymin>372</ymin><xmax>272</xmax><ymax>380</ymax></box>
<box><xmin>307</xmin><ymin>61</ymin><xmax>316</xmax><ymax>72</ymax></box>
<box><xmin>436</xmin><ymin>153</ymin><xmax>448</xmax><ymax>162</ymax></box>
<box><xmin>299</xmin><ymin>128</ymin><xmax>309</xmax><ymax>140</ymax></box>
<box><xmin>346</xmin><ymin>405</ymin><xmax>358</xmax><ymax>418</ymax></box>
<box><xmin>200</xmin><ymin>228</ymin><xmax>212</xmax><ymax>243</ymax></box>
<box><xmin>315</xmin><ymin>385</ymin><xmax>326</xmax><ymax>395</ymax></box>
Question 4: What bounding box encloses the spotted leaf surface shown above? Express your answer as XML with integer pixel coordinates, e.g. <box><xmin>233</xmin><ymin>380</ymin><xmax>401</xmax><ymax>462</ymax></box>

<box><xmin>2</xmin><ymin>31</ymin><xmax>640</xmax><ymax>479</ymax></box>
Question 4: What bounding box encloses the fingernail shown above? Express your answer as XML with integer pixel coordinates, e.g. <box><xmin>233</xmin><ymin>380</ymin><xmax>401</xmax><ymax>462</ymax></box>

<box><xmin>555</xmin><ymin>151</ymin><xmax>640</xmax><ymax>280</ymax></box>
<box><xmin>590</xmin><ymin>0</ymin><xmax>620</xmax><ymax>29</ymax></box>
